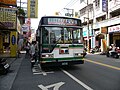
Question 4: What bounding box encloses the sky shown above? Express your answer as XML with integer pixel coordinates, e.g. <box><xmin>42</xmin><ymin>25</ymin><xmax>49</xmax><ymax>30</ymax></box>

<box><xmin>31</xmin><ymin>0</ymin><xmax>73</xmax><ymax>29</ymax></box>
<box><xmin>32</xmin><ymin>0</ymin><xmax>80</xmax><ymax>29</ymax></box>
<box><xmin>17</xmin><ymin>0</ymin><xmax>80</xmax><ymax>30</ymax></box>
<box><xmin>37</xmin><ymin>0</ymin><xmax>80</xmax><ymax>16</ymax></box>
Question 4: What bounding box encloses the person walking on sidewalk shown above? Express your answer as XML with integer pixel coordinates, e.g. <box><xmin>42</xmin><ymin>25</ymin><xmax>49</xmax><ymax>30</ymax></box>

<box><xmin>30</xmin><ymin>41</ymin><xmax>37</xmax><ymax>68</ymax></box>
<box><xmin>18</xmin><ymin>39</ymin><xmax>23</xmax><ymax>57</ymax></box>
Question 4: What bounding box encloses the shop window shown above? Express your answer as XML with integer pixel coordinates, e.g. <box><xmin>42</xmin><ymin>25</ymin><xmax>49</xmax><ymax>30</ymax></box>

<box><xmin>110</xmin><ymin>8</ymin><xmax>120</xmax><ymax>18</ymax></box>
<box><xmin>96</xmin><ymin>15</ymin><xmax>106</xmax><ymax>22</ymax></box>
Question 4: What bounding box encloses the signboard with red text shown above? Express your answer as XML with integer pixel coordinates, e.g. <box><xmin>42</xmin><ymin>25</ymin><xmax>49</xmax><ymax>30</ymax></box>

<box><xmin>108</xmin><ymin>25</ymin><xmax>120</xmax><ymax>33</ymax></box>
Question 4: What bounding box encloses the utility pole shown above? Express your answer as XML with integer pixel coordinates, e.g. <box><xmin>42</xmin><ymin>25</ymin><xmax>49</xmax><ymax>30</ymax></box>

<box><xmin>20</xmin><ymin>0</ymin><xmax>21</xmax><ymax>8</ymax></box>
<box><xmin>87</xmin><ymin>0</ymin><xmax>90</xmax><ymax>53</ymax></box>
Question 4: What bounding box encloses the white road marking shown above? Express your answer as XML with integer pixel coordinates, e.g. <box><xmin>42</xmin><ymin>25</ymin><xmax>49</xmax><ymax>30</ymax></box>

<box><xmin>61</xmin><ymin>69</ymin><xmax>93</xmax><ymax>90</ymax></box>
<box><xmin>38</xmin><ymin>82</ymin><xmax>65</xmax><ymax>90</ymax></box>
<box><xmin>32</xmin><ymin>66</ymin><xmax>54</xmax><ymax>75</ymax></box>
<box><xmin>33</xmin><ymin>71</ymin><xmax>54</xmax><ymax>75</ymax></box>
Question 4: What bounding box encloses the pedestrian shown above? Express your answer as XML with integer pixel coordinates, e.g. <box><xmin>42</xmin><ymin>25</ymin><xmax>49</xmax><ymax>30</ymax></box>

<box><xmin>25</xmin><ymin>42</ymin><xmax>30</xmax><ymax>55</ymax></box>
<box><xmin>30</xmin><ymin>41</ymin><xmax>37</xmax><ymax>68</ymax></box>
<box><xmin>109</xmin><ymin>44</ymin><xmax>116</xmax><ymax>55</ymax></box>
<box><xmin>18</xmin><ymin>39</ymin><xmax>23</xmax><ymax>57</ymax></box>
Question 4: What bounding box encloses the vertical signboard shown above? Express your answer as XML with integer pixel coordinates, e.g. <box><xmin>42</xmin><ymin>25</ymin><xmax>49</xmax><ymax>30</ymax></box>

<box><xmin>102</xmin><ymin>0</ymin><xmax>108</xmax><ymax>12</ymax></box>
<box><xmin>27</xmin><ymin>0</ymin><xmax>38</xmax><ymax>18</ymax></box>
<box><xmin>10</xmin><ymin>31</ymin><xmax>17</xmax><ymax>57</ymax></box>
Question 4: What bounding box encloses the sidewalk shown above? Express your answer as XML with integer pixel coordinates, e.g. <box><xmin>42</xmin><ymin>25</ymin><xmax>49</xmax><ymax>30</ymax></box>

<box><xmin>0</xmin><ymin>53</ymin><xmax>25</xmax><ymax>90</ymax></box>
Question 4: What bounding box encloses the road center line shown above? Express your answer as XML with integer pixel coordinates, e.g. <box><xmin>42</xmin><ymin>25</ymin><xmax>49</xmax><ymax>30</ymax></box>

<box><xmin>84</xmin><ymin>59</ymin><xmax>120</xmax><ymax>70</ymax></box>
<box><xmin>61</xmin><ymin>69</ymin><xmax>93</xmax><ymax>90</ymax></box>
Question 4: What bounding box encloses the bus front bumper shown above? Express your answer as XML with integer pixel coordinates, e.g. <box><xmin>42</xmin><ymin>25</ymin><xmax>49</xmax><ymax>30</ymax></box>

<box><xmin>40</xmin><ymin>60</ymin><xmax>84</xmax><ymax>67</ymax></box>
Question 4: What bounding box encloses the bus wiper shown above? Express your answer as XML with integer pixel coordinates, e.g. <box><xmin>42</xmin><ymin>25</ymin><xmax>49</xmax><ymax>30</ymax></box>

<box><xmin>50</xmin><ymin>37</ymin><xmax>62</xmax><ymax>53</ymax></box>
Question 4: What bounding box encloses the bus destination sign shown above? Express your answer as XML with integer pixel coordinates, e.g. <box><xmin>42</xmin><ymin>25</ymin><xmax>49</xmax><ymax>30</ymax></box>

<box><xmin>48</xmin><ymin>18</ymin><xmax>78</xmax><ymax>26</ymax></box>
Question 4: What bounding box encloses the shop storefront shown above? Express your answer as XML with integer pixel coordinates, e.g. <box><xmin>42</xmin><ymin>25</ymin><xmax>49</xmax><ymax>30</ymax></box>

<box><xmin>93</xmin><ymin>27</ymin><xmax>107</xmax><ymax>52</ymax></box>
<box><xmin>83</xmin><ymin>26</ymin><xmax>94</xmax><ymax>49</ymax></box>
<box><xmin>0</xmin><ymin>7</ymin><xmax>18</xmax><ymax>57</ymax></box>
<box><xmin>108</xmin><ymin>25</ymin><xmax>120</xmax><ymax>47</ymax></box>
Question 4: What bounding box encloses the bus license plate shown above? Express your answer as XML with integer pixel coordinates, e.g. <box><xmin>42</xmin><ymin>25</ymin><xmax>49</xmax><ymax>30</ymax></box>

<box><xmin>62</xmin><ymin>62</ymin><xmax>68</xmax><ymax>65</ymax></box>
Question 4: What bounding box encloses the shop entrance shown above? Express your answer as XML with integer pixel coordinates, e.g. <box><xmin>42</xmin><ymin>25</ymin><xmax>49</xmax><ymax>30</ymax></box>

<box><xmin>95</xmin><ymin>34</ymin><xmax>105</xmax><ymax>48</ymax></box>
<box><xmin>116</xmin><ymin>40</ymin><xmax>120</xmax><ymax>47</ymax></box>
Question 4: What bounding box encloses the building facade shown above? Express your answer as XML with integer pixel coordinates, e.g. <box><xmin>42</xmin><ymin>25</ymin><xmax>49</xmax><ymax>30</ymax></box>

<box><xmin>79</xmin><ymin>0</ymin><xmax>120</xmax><ymax>52</ymax></box>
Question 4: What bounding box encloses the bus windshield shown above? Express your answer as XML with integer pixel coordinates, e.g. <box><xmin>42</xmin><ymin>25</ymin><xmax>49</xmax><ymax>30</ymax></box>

<box><xmin>42</xmin><ymin>27</ymin><xmax>83</xmax><ymax>44</ymax></box>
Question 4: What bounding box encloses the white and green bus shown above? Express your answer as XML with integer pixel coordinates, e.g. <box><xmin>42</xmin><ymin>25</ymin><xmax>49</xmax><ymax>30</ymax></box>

<box><xmin>36</xmin><ymin>16</ymin><xmax>85</xmax><ymax>67</ymax></box>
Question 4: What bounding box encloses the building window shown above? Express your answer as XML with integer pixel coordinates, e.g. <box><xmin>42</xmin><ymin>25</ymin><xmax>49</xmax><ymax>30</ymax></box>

<box><xmin>96</xmin><ymin>15</ymin><xmax>106</xmax><ymax>22</ymax></box>
<box><xmin>95</xmin><ymin>0</ymin><xmax>100</xmax><ymax>8</ymax></box>
<box><xmin>80</xmin><ymin>0</ymin><xmax>84</xmax><ymax>3</ymax></box>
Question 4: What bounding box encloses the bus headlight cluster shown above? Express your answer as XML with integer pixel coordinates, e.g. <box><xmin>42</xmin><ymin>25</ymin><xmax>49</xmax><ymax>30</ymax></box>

<box><xmin>42</xmin><ymin>54</ymin><xmax>54</xmax><ymax>58</ymax></box>
<box><xmin>74</xmin><ymin>53</ymin><xmax>83</xmax><ymax>57</ymax></box>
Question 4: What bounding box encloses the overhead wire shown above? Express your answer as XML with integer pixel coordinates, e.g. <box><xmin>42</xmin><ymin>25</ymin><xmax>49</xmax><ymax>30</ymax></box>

<box><xmin>63</xmin><ymin>0</ymin><xmax>75</xmax><ymax>8</ymax></box>
<box><xmin>66</xmin><ymin>0</ymin><xmax>79</xmax><ymax>8</ymax></box>
<box><xmin>59</xmin><ymin>0</ymin><xmax>79</xmax><ymax>13</ymax></box>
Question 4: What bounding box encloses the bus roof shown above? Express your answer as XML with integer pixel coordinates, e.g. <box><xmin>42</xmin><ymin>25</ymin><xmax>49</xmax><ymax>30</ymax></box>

<box><xmin>40</xmin><ymin>15</ymin><xmax>81</xmax><ymax>20</ymax></box>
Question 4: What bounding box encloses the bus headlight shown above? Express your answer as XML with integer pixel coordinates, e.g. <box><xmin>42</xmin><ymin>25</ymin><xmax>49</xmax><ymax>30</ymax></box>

<box><xmin>74</xmin><ymin>53</ymin><xmax>83</xmax><ymax>57</ymax></box>
<box><xmin>42</xmin><ymin>54</ymin><xmax>54</xmax><ymax>58</ymax></box>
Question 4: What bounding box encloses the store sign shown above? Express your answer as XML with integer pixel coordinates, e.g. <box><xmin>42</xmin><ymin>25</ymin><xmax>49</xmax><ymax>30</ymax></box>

<box><xmin>102</xmin><ymin>0</ymin><xmax>107</xmax><ymax>12</ymax></box>
<box><xmin>108</xmin><ymin>25</ymin><xmax>120</xmax><ymax>33</ymax></box>
<box><xmin>11</xmin><ymin>35</ymin><xmax>16</xmax><ymax>45</ymax></box>
<box><xmin>27</xmin><ymin>0</ymin><xmax>38</xmax><ymax>18</ymax></box>
<box><xmin>0</xmin><ymin>0</ymin><xmax>16</xmax><ymax>5</ymax></box>
<box><xmin>22</xmin><ymin>25</ymin><xmax>29</xmax><ymax>32</ymax></box>
<box><xmin>0</xmin><ymin>7</ymin><xmax>16</xmax><ymax>29</ymax></box>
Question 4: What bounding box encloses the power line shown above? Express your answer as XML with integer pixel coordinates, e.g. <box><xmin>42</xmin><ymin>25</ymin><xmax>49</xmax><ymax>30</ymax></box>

<box><xmin>60</xmin><ymin>0</ymin><xmax>79</xmax><ymax>12</ymax></box>
<box><xmin>66</xmin><ymin>0</ymin><xmax>79</xmax><ymax>8</ymax></box>
<box><xmin>64</xmin><ymin>0</ymin><xmax>75</xmax><ymax>8</ymax></box>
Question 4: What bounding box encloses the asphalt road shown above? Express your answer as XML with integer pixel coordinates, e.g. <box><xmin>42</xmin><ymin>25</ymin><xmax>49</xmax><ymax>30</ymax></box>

<box><xmin>1</xmin><ymin>53</ymin><xmax>120</xmax><ymax>90</ymax></box>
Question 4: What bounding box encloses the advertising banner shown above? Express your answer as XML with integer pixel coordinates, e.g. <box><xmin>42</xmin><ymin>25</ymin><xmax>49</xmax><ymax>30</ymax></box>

<box><xmin>0</xmin><ymin>7</ymin><xmax>16</xmax><ymax>29</ymax></box>
<box><xmin>0</xmin><ymin>0</ymin><xmax>16</xmax><ymax>5</ymax></box>
<box><xmin>108</xmin><ymin>25</ymin><xmax>120</xmax><ymax>33</ymax></box>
